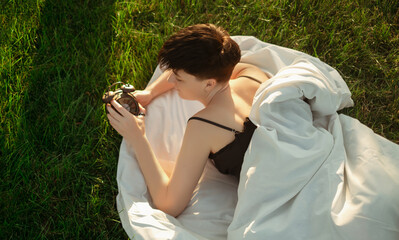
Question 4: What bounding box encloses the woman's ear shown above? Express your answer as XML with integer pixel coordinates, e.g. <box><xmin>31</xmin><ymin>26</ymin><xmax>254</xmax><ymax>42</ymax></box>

<box><xmin>204</xmin><ymin>78</ymin><xmax>217</xmax><ymax>90</ymax></box>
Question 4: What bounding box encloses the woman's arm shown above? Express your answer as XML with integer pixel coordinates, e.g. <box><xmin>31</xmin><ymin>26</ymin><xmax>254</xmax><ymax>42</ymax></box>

<box><xmin>107</xmin><ymin>100</ymin><xmax>211</xmax><ymax>217</ymax></box>
<box><xmin>134</xmin><ymin>69</ymin><xmax>174</xmax><ymax>107</ymax></box>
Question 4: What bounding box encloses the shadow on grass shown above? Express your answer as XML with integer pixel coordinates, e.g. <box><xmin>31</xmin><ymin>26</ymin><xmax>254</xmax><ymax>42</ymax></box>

<box><xmin>3</xmin><ymin>0</ymin><xmax>127</xmax><ymax>239</ymax></box>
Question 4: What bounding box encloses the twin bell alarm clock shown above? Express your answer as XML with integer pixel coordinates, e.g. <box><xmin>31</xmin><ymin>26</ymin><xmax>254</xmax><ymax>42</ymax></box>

<box><xmin>102</xmin><ymin>82</ymin><xmax>140</xmax><ymax>115</ymax></box>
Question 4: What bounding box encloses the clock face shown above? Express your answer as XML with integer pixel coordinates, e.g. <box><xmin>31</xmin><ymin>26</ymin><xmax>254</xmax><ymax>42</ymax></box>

<box><xmin>117</xmin><ymin>95</ymin><xmax>139</xmax><ymax>115</ymax></box>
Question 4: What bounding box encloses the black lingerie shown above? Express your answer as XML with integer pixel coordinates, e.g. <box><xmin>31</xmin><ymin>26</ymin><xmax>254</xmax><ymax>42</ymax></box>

<box><xmin>188</xmin><ymin>117</ymin><xmax>257</xmax><ymax>180</ymax></box>
<box><xmin>187</xmin><ymin>75</ymin><xmax>261</xmax><ymax>179</ymax></box>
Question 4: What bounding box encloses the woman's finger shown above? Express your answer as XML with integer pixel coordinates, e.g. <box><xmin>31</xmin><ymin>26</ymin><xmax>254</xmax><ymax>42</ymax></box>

<box><xmin>107</xmin><ymin>104</ymin><xmax>122</xmax><ymax>121</ymax></box>
<box><xmin>107</xmin><ymin>109</ymin><xmax>119</xmax><ymax>123</ymax></box>
<box><xmin>110</xmin><ymin>100</ymin><xmax>130</xmax><ymax>117</ymax></box>
<box><xmin>138</xmin><ymin>103</ymin><xmax>147</xmax><ymax>115</ymax></box>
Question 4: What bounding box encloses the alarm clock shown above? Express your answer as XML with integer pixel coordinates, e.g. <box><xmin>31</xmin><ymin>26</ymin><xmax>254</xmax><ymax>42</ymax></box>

<box><xmin>102</xmin><ymin>82</ymin><xmax>140</xmax><ymax>115</ymax></box>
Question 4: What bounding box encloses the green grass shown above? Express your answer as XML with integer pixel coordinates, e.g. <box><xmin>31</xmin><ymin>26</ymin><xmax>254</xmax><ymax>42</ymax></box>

<box><xmin>1</xmin><ymin>0</ymin><xmax>398</xmax><ymax>239</ymax></box>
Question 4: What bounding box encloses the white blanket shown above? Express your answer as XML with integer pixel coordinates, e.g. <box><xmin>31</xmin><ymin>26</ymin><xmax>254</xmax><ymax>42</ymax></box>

<box><xmin>116</xmin><ymin>36</ymin><xmax>399</xmax><ymax>240</ymax></box>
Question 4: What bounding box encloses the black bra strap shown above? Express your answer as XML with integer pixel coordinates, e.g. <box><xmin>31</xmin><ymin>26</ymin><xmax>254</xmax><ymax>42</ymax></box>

<box><xmin>237</xmin><ymin>75</ymin><xmax>262</xmax><ymax>84</ymax></box>
<box><xmin>188</xmin><ymin>117</ymin><xmax>239</xmax><ymax>134</ymax></box>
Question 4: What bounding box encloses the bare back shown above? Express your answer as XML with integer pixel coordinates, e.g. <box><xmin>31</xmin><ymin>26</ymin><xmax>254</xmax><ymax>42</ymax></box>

<box><xmin>193</xmin><ymin>63</ymin><xmax>269</xmax><ymax>154</ymax></box>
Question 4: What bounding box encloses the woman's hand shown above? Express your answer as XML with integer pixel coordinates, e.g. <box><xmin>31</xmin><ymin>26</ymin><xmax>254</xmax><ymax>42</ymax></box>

<box><xmin>106</xmin><ymin>100</ymin><xmax>146</xmax><ymax>144</ymax></box>
<box><xmin>133</xmin><ymin>90</ymin><xmax>153</xmax><ymax>107</ymax></box>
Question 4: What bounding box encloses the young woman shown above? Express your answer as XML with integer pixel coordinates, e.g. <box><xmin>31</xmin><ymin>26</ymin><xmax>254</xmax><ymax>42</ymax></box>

<box><xmin>106</xmin><ymin>24</ymin><xmax>270</xmax><ymax>217</ymax></box>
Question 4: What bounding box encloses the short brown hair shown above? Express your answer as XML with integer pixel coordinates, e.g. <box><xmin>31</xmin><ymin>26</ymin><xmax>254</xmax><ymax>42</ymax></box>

<box><xmin>158</xmin><ymin>24</ymin><xmax>241</xmax><ymax>83</ymax></box>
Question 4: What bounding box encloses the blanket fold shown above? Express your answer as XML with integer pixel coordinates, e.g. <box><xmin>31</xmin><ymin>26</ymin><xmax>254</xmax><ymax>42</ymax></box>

<box><xmin>228</xmin><ymin>37</ymin><xmax>399</xmax><ymax>240</ymax></box>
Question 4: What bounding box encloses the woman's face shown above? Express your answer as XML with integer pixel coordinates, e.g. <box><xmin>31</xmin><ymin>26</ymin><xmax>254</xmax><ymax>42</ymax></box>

<box><xmin>168</xmin><ymin>70</ymin><xmax>207</xmax><ymax>100</ymax></box>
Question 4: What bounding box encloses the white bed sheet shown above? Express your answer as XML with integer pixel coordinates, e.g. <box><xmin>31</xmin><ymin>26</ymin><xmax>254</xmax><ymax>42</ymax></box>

<box><xmin>116</xmin><ymin>36</ymin><xmax>399</xmax><ymax>240</ymax></box>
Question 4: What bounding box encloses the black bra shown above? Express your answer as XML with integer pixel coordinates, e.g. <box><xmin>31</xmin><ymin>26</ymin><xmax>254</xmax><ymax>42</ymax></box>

<box><xmin>188</xmin><ymin>117</ymin><xmax>257</xmax><ymax>180</ymax></box>
<box><xmin>237</xmin><ymin>75</ymin><xmax>262</xmax><ymax>84</ymax></box>
<box><xmin>188</xmin><ymin>117</ymin><xmax>241</xmax><ymax>134</ymax></box>
<box><xmin>187</xmin><ymin>75</ymin><xmax>261</xmax><ymax>179</ymax></box>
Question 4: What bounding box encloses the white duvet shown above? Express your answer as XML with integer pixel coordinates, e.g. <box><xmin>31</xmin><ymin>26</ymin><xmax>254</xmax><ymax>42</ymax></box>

<box><xmin>116</xmin><ymin>36</ymin><xmax>399</xmax><ymax>240</ymax></box>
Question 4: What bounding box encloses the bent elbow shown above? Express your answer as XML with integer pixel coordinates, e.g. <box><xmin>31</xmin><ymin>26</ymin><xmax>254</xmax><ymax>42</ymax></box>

<box><xmin>164</xmin><ymin>208</ymin><xmax>183</xmax><ymax>218</ymax></box>
<box><xmin>153</xmin><ymin>200</ymin><xmax>184</xmax><ymax>218</ymax></box>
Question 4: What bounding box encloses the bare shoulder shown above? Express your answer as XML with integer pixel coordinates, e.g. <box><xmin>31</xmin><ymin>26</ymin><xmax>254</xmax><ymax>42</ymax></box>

<box><xmin>183</xmin><ymin>112</ymin><xmax>223</xmax><ymax>150</ymax></box>
<box><xmin>187</xmin><ymin>107</ymin><xmax>238</xmax><ymax>153</ymax></box>
<box><xmin>186</xmin><ymin>111</ymin><xmax>222</xmax><ymax>140</ymax></box>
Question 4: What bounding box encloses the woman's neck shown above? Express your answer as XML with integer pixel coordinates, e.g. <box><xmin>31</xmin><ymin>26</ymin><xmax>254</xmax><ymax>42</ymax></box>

<box><xmin>201</xmin><ymin>82</ymin><xmax>230</xmax><ymax>106</ymax></box>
